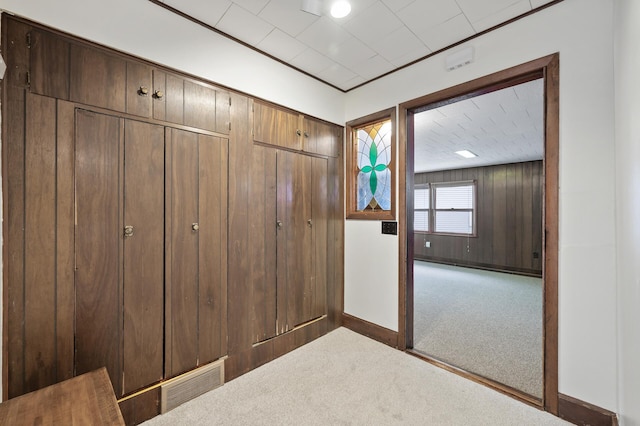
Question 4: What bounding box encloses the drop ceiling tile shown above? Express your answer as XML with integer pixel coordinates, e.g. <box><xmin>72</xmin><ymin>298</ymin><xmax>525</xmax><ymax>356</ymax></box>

<box><xmin>371</xmin><ymin>25</ymin><xmax>429</xmax><ymax>64</ymax></box>
<box><xmin>343</xmin><ymin>1</ymin><xmax>403</xmax><ymax>45</ymax></box>
<box><xmin>290</xmin><ymin>48</ymin><xmax>334</xmax><ymax>74</ymax></box>
<box><xmin>381</xmin><ymin>0</ymin><xmax>416</xmax><ymax>13</ymax></box>
<box><xmin>297</xmin><ymin>16</ymin><xmax>352</xmax><ymax>56</ymax></box>
<box><xmin>318</xmin><ymin>62</ymin><xmax>358</xmax><ymax>87</ymax></box>
<box><xmin>352</xmin><ymin>54</ymin><xmax>395</xmax><ymax>80</ymax></box>
<box><xmin>417</xmin><ymin>14</ymin><xmax>476</xmax><ymax>52</ymax></box>
<box><xmin>330</xmin><ymin>37</ymin><xmax>377</xmax><ymax>69</ymax></box>
<box><xmin>259</xmin><ymin>0</ymin><xmax>320</xmax><ymax>37</ymax></box>
<box><xmin>456</xmin><ymin>0</ymin><xmax>523</xmax><ymax>23</ymax></box>
<box><xmin>470</xmin><ymin>0</ymin><xmax>531</xmax><ymax>32</ymax></box>
<box><xmin>232</xmin><ymin>0</ymin><xmax>270</xmax><ymax>15</ymax></box>
<box><xmin>531</xmin><ymin>0</ymin><xmax>556</xmax><ymax>8</ymax></box>
<box><xmin>397</xmin><ymin>0</ymin><xmax>462</xmax><ymax>33</ymax></box>
<box><xmin>163</xmin><ymin>0</ymin><xmax>231</xmax><ymax>27</ymax></box>
<box><xmin>217</xmin><ymin>4</ymin><xmax>274</xmax><ymax>45</ymax></box>
<box><xmin>257</xmin><ymin>29</ymin><xmax>307</xmax><ymax>61</ymax></box>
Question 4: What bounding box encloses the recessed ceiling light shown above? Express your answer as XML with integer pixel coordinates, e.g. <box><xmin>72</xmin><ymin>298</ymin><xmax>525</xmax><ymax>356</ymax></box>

<box><xmin>455</xmin><ymin>149</ymin><xmax>477</xmax><ymax>158</ymax></box>
<box><xmin>331</xmin><ymin>0</ymin><xmax>351</xmax><ymax>18</ymax></box>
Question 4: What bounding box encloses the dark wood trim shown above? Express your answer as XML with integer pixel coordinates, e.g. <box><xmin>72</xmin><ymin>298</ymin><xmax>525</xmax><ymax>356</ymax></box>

<box><xmin>398</xmin><ymin>53</ymin><xmax>559</xmax><ymax>413</ymax></box>
<box><xmin>407</xmin><ymin>349</ymin><xmax>541</xmax><ymax>408</ymax></box>
<box><xmin>558</xmin><ymin>394</ymin><xmax>619</xmax><ymax>426</ymax></box>
<box><xmin>345</xmin><ymin>107</ymin><xmax>396</xmax><ymax>220</ymax></box>
<box><xmin>341</xmin><ymin>313</ymin><xmax>398</xmax><ymax>348</ymax></box>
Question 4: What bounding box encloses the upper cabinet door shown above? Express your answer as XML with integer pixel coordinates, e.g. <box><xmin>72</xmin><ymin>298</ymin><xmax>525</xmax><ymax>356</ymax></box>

<box><xmin>70</xmin><ymin>44</ymin><xmax>127</xmax><ymax>113</ymax></box>
<box><xmin>253</xmin><ymin>101</ymin><xmax>301</xmax><ymax>150</ymax></box>
<box><xmin>302</xmin><ymin>117</ymin><xmax>341</xmax><ymax>158</ymax></box>
<box><xmin>29</xmin><ymin>30</ymin><xmax>70</xmax><ymax>100</ymax></box>
<box><xmin>125</xmin><ymin>61</ymin><xmax>153</xmax><ymax>118</ymax></box>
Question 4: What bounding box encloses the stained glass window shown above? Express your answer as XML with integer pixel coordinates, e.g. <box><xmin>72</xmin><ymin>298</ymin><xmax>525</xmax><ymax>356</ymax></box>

<box><xmin>346</xmin><ymin>108</ymin><xmax>395</xmax><ymax>220</ymax></box>
<box><xmin>356</xmin><ymin>120</ymin><xmax>392</xmax><ymax>211</ymax></box>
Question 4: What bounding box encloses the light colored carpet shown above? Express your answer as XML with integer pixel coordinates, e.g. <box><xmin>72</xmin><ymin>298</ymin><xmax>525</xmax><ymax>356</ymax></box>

<box><xmin>143</xmin><ymin>327</ymin><xmax>567</xmax><ymax>426</ymax></box>
<box><xmin>413</xmin><ymin>261</ymin><xmax>543</xmax><ymax>398</ymax></box>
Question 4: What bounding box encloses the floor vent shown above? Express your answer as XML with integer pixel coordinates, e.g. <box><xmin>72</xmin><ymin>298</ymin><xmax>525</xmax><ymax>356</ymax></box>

<box><xmin>160</xmin><ymin>359</ymin><xmax>225</xmax><ymax>414</ymax></box>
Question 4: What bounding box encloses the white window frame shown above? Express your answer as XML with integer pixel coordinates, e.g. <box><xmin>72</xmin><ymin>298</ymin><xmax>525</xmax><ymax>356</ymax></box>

<box><xmin>414</xmin><ymin>180</ymin><xmax>477</xmax><ymax>236</ymax></box>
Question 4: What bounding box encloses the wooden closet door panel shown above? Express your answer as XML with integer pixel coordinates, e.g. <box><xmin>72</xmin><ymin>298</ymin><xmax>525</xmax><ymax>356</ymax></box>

<box><xmin>250</xmin><ymin>146</ymin><xmax>278</xmax><ymax>342</ymax></box>
<box><xmin>122</xmin><ymin>120</ymin><xmax>165</xmax><ymax>394</ymax></box>
<box><xmin>24</xmin><ymin>94</ymin><xmax>58</xmax><ymax>393</ymax></box>
<box><xmin>198</xmin><ymin>135</ymin><xmax>228</xmax><ymax>363</ymax></box>
<box><xmin>126</xmin><ymin>62</ymin><xmax>152</xmax><ymax>118</ymax></box>
<box><xmin>311</xmin><ymin>157</ymin><xmax>328</xmax><ymax>319</ymax></box>
<box><xmin>279</xmin><ymin>152</ymin><xmax>312</xmax><ymax>329</ymax></box>
<box><xmin>75</xmin><ymin>110</ymin><xmax>123</xmax><ymax>394</ymax></box>
<box><xmin>168</xmin><ymin>128</ymin><xmax>199</xmax><ymax>376</ymax></box>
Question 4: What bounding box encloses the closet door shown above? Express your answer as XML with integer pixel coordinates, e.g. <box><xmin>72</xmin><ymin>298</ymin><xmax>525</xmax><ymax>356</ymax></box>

<box><xmin>277</xmin><ymin>151</ymin><xmax>313</xmax><ymax>331</ymax></box>
<box><xmin>75</xmin><ymin>111</ymin><xmax>165</xmax><ymax>396</ymax></box>
<box><xmin>75</xmin><ymin>110</ymin><xmax>123</xmax><ymax>393</ymax></box>
<box><xmin>166</xmin><ymin>128</ymin><xmax>228</xmax><ymax>377</ymax></box>
<box><xmin>249</xmin><ymin>145</ymin><xmax>278</xmax><ymax>343</ymax></box>
<box><xmin>122</xmin><ymin>120</ymin><xmax>165</xmax><ymax>394</ymax></box>
<box><xmin>167</xmin><ymin>128</ymin><xmax>200</xmax><ymax>377</ymax></box>
<box><xmin>310</xmin><ymin>157</ymin><xmax>329</xmax><ymax>319</ymax></box>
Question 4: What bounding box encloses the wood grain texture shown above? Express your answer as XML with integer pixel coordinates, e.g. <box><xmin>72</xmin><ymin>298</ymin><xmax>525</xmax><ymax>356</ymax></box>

<box><xmin>126</xmin><ymin>61</ymin><xmax>152</xmax><ymax>118</ymax></box>
<box><xmin>303</xmin><ymin>117</ymin><xmax>340</xmax><ymax>157</ymax></box>
<box><xmin>184</xmin><ymin>80</ymin><xmax>216</xmax><ymax>132</ymax></box>
<box><xmin>311</xmin><ymin>157</ymin><xmax>329</xmax><ymax>319</ymax></box>
<box><xmin>250</xmin><ymin>145</ymin><xmax>278</xmax><ymax>343</ymax></box>
<box><xmin>413</xmin><ymin>161</ymin><xmax>543</xmax><ymax>275</ymax></box>
<box><xmin>24</xmin><ymin>93</ymin><xmax>57</xmax><ymax>392</ymax></box>
<box><xmin>5</xmin><ymin>86</ymin><xmax>26</xmax><ymax>399</ymax></box>
<box><xmin>168</xmin><ymin>128</ymin><xmax>199</xmax><ymax>377</ymax></box>
<box><xmin>70</xmin><ymin>44</ymin><xmax>126</xmax><ymax>113</ymax></box>
<box><xmin>119</xmin><ymin>387</ymin><xmax>160</xmax><ymax>426</ymax></box>
<box><xmin>215</xmin><ymin>91</ymin><xmax>231</xmax><ymax>134</ymax></box>
<box><xmin>55</xmin><ymin>100</ymin><xmax>76</xmax><ymax>384</ymax></box>
<box><xmin>29</xmin><ymin>29</ymin><xmax>70</xmax><ymax>99</ymax></box>
<box><xmin>122</xmin><ymin>120</ymin><xmax>165</xmax><ymax>394</ymax></box>
<box><xmin>1</xmin><ymin>15</ymin><xmax>30</xmax><ymax>89</ymax></box>
<box><xmin>0</xmin><ymin>368</ymin><xmax>124</xmax><ymax>426</ymax></box>
<box><xmin>253</xmin><ymin>101</ymin><xmax>301</xmax><ymax>150</ymax></box>
<box><xmin>75</xmin><ymin>109</ymin><xmax>123</xmax><ymax>394</ymax></box>
<box><xmin>198</xmin><ymin>134</ymin><xmax>228</xmax><ymax>363</ymax></box>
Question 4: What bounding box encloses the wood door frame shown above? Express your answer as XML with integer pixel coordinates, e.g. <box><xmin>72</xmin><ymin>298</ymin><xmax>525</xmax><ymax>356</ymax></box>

<box><xmin>397</xmin><ymin>53</ymin><xmax>559</xmax><ymax>414</ymax></box>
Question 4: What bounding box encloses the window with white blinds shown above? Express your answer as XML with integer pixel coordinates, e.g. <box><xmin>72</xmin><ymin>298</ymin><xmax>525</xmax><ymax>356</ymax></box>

<box><xmin>414</xmin><ymin>181</ymin><xmax>476</xmax><ymax>235</ymax></box>
<box><xmin>414</xmin><ymin>185</ymin><xmax>430</xmax><ymax>231</ymax></box>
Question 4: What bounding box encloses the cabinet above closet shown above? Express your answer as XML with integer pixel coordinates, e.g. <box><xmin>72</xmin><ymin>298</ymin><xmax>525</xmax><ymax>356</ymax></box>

<box><xmin>253</xmin><ymin>100</ymin><xmax>341</xmax><ymax>157</ymax></box>
<box><xmin>5</xmin><ymin>21</ymin><xmax>230</xmax><ymax>134</ymax></box>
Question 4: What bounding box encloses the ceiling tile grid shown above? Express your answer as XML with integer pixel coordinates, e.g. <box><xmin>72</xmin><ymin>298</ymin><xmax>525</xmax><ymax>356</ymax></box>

<box><xmin>156</xmin><ymin>0</ymin><xmax>559</xmax><ymax>91</ymax></box>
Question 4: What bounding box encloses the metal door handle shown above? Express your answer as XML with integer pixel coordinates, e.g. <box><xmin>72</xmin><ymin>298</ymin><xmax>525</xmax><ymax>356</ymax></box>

<box><xmin>276</xmin><ymin>220</ymin><xmax>283</xmax><ymax>229</ymax></box>
<box><xmin>192</xmin><ymin>223</ymin><xmax>199</xmax><ymax>232</ymax></box>
<box><xmin>124</xmin><ymin>225</ymin><xmax>134</xmax><ymax>237</ymax></box>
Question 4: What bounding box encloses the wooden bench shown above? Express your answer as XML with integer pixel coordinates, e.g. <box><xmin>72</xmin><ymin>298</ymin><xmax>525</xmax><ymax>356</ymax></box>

<box><xmin>0</xmin><ymin>368</ymin><xmax>124</xmax><ymax>425</ymax></box>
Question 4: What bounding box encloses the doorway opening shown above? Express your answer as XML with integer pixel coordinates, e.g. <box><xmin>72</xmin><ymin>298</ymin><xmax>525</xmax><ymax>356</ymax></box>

<box><xmin>398</xmin><ymin>54</ymin><xmax>559</xmax><ymax>413</ymax></box>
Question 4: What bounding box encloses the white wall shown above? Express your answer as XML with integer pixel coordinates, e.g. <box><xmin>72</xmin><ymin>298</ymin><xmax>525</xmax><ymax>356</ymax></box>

<box><xmin>614</xmin><ymin>1</ymin><xmax>640</xmax><ymax>425</ymax></box>
<box><xmin>344</xmin><ymin>0</ymin><xmax>620</xmax><ymax>414</ymax></box>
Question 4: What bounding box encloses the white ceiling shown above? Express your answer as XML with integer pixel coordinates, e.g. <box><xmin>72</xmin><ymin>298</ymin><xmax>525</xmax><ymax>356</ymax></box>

<box><xmin>152</xmin><ymin>0</ymin><xmax>559</xmax><ymax>91</ymax></box>
<box><xmin>413</xmin><ymin>78</ymin><xmax>544</xmax><ymax>173</ymax></box>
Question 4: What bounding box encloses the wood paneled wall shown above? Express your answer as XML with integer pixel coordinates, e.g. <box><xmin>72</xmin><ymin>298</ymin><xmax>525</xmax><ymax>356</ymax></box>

<box><xmin>2</xmin><ymin>13</ymin><xmax>344</xmax><ymax>424</ymax></box>
<box><xmin>414</xmin><ymin>161</ymin><xmax>543</xmax><ymax>276</ymax></box>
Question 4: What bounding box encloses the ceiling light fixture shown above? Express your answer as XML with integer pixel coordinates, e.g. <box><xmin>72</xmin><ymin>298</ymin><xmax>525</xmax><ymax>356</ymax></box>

<box><xmin>330</xmin><ymin>0</ymin><xmax>351</xmax><ymax>18</ymax></box>
<box><xmin>455</xmin><ymin>149</ymin><xmax>477</xmax><ymax>159</ymax></box>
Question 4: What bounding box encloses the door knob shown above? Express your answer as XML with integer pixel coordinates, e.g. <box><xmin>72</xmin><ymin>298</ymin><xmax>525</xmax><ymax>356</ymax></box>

<box><xmin>138</xmin><ymin>86</ymin><xmax>149</xmax><ymax>96</ymax></box>
<box><xmin>124</xmin><ymin>225</ymin><xmax>134</xmax><ymax>237</ymax></box>
<box><xmin>307</xmin><ymin>219</ymin><xmax>313</xmax><ymax>227</ymax></box>
<box><xmin>192</xmin><ymin>223</ymin><xmax>199</xmax><ymax>232</ymax></box>
<box><xmin>276</xmin><ymin>220</ymin><xmax>283</xmax><ymax>229</ymax></box>
<box><xmin>154</xmin><ymin>90</ymin><xmax>164</xmax><ymax>99</ymax></box>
